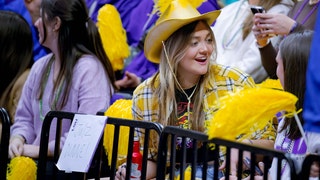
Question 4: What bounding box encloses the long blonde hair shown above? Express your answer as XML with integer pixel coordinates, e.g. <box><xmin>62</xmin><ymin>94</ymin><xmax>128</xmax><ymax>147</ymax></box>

<box><xmin>150</xmin><ymin>20</ymin><xmax>217</xmax><ymax>132</ymax></box>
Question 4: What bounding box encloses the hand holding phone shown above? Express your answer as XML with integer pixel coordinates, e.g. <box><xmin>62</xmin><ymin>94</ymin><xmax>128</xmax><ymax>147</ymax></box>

<box><xmin>251</xmin><ymin>6</ymin><xmax>275</xmax><ymax>37</ymax></box>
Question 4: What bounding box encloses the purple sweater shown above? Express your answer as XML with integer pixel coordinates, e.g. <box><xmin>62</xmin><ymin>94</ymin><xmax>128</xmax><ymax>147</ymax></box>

<box><xmin>10</xmin><ymin>53</ymin><xmax>113</xmax><ymax>153</ymax></box>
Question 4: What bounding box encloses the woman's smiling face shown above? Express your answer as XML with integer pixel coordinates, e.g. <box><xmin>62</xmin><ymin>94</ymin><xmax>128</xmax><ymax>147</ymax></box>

<box><xmin>177</xmin><ymin>21</ymin><xmax>214</xmax><ymax>80</ymax></box>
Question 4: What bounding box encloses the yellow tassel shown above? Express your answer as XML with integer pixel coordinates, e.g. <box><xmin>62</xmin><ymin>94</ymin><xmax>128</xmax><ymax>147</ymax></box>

<box><xmin>104</xmin><ymin>99</ymin><xmax>133</xmax><ymax>166</ymax></box>
<box><xmin>153</xmin><ymin>0</ymin><xmax>206</xmax><ymax>15</ymax></box>
<box><xmin>7</xmin><ymin>156</ymin><xmax>37</xmax><ymax>180</ymax></box>
<box><xmin>207</xmin><ymin>87</ymin><xmax>298</xmax><ymax>140</ymax></box>
<box><xmin>97</xmin><ymin>4</ymin><xmax>130</xmax><ymax>71</ymax></box>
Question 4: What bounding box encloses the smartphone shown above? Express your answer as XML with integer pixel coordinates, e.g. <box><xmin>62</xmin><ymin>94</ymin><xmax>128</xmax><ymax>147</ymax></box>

<box><xmin>243</xmin><ymin>157</ymin><xmax>263</xmax><ymax>176</ymax></box>
<box><xmin>250</xmin><ymin>6</ymin><xmax>265</xmax><ymax>14</ymax></box>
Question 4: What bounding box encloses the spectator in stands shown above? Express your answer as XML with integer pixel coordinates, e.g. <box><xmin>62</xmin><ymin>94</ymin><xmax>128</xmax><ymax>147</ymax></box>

<box><xmin>0</xmin><ymin>10</ymin><xmax>33</xmax><ymax>141</ymax></box>
<box><xmin>252</xmin><ymin>0</ymin><xmax>319</xmax><ymax>79</ymax></box>
<box><xmin>212</xmin><ymin>0</ymin><xmax>294</xmax><ymax>83</ymax></box>
<box><xmin>230</xmin><ymin>30</ymin><xmax>315</xmax><ymax>180</ymax></box>
<box><xmin>269</xmin><ymin>30</ymin><xmax>313</xmax><ymax>179</ymax></box>
<box><xmin>108</xmin><ymin>0</ymin><xmax>221</xmax><ymax>98</ymax></box>
<box><xmin>116</xmin><ymin>0</ymin><xmax>276</xmax><ymax>179</ymax></box>
<box><xmin>9</xmin><ymin>0</ymin><xmax>115</xmax><ymax>159</ymax></box>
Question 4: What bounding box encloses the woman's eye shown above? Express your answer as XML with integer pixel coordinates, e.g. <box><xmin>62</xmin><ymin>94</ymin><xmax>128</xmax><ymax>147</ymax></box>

<box><xmin>206</xmin><ymin>38</ymin><xmax>213</xmax><ymax>43</ymax></box>
<box><xmin>191</xmin><ymin>41</ymin><xmax>198</xmax><ymax>46</ymax></box>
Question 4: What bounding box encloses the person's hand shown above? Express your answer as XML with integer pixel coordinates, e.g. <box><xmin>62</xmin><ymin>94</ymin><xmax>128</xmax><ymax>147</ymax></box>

<box><xmin>115</xmin><ymin>163</ymin><xmax>127</xmax><ymax>180</ymax></box>
<box><xmin>9</xmin><ymin>135</ymin><xmax>25</xmax><ymax>158</ymax></box>
<box><xmin>253</xmin><ymin>13</ymin><xmax>296</xmax><ymax>38</ymax></box>
<box><xmin>252</xmin><ymin>18</ymin><xmax>270</xmax><ymax>47</ymax></box>
<box><xmin>115</xmin><ymin>71</ymin><xmax>141</xmax><ymax>89</ymax></box>
<box><xmin>219</xmin><ymin>148</ymin><xmax>251</xmax><ymax>176</ymax></box>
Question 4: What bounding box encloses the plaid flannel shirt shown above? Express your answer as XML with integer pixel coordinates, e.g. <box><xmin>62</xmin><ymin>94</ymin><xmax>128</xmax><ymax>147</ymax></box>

<box><xmin>132</xmin><ymin>64</ymin><xmax>276</xmax><ymax>160</ymax></box>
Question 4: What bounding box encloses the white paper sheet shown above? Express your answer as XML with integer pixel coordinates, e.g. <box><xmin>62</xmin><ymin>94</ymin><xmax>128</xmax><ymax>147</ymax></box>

<box><xmin>56</xmin><ymin>114</ymin><xmax>107</xmax><ymax>173</ymax></box>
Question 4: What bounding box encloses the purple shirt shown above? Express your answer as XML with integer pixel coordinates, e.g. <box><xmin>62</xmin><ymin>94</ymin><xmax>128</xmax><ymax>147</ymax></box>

<box><xmin>10</xmin><ymin>53</ymin><xmax>114</xmax><ymax>153</ymax></box>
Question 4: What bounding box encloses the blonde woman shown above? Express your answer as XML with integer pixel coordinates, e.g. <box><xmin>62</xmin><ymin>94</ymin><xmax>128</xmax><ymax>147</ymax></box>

<box><xmin>116</xmin><ymin>0</ymin><xmax>275</xmax><ymax>179</ymax></box>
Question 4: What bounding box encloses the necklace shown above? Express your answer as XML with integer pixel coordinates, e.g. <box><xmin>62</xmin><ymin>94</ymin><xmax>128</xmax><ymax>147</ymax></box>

<box><xmin>176</xmin><ymin>81</ymin><xmax>199</xmax><ymax>126</ymax></box>
<box><xmin>39</xmin><ymin>56</ymin><xmax>64</xmax><ymax>121</ymax></box>
<box><xmin>162</xmin><ymin>41</ymin><xmax>199</xmax><ymax>127</ymax></box>
<box><xmin>293</xmin><ymin>0</ymin><xmax>320</xmax><ymax>25</ymax></box>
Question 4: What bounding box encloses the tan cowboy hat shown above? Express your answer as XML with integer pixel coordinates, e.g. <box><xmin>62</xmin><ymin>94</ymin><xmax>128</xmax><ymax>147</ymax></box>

<box><xmin>144</xmin><ymin>0</ymin><xmax>221</xmax><ymax>63</ymax></box>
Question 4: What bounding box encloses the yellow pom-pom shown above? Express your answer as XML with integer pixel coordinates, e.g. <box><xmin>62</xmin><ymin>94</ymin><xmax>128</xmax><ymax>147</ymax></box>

<box><xmin>257</xmin><ymin>78</ymin><xmax>283</xmax><ymax>90</ymax></box>
<box><xmin>7</xmin><ymin>156</ymin><xmax>37</xmax><ymax>180</ymax></box>
<box><xmin>104</xmin><ymin>99</ymin><xmax>133</xmax><ymax>166</ymax></box>
<box><xmin>175</xmin><ymin>165</ymin><xmax>192</xmax><ymax>180</ymax></box>
<box><xmin>105</xmin><ymin>99</ymin><xmax>133</xmax><ymax>119</ymax></box>
<box><xmin>153</xmin><ymin>0</ymin><xmax>206</xmax><ymax>15</ymax></box>
<box><xmin>207</xmin><ymin>88</ymin><xmax>298</xmax><ymax>140</ymax></box>
<box><xmin>97</xmin><ymin>4</ymin><xmax>130</xmax><ymax>71</ymax></box>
